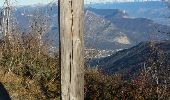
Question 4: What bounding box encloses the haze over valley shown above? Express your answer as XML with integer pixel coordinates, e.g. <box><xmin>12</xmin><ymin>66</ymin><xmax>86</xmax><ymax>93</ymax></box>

<box><xmin>1</xmin><ymin>0</ymin><xmax>170</xmax><ymax>75</ymax></box>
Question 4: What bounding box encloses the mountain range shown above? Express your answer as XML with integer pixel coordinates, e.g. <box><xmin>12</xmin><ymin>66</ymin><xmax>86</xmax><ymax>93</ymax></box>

<box><xmin>9</xmin><ymin>2</ymin><xmax>170</xmax><ymax>50</ymax></box>
<box><xmin>85</xmin><ymin>0</ymin><xmax>161</xmax><ymax>4</ymax></box>
<box><xmin>85</xmin><ymin>8</ymin><xmax>170</xmax><ymax>50</ymax></box>
<box><xmin>1</xmin><ymin>1</ymin><xmax>170</xmax><ymax>77</ymax></box>
<box><xmin>87</xmin><ymin>1</ymin><xmax>170</xmax><ymax>26</ymax></box>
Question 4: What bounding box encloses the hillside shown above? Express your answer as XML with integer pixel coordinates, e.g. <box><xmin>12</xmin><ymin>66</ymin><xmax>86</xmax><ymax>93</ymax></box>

<box><xmin>85</xmin><ymin>8</ymin><xmax>170</xmax><ymax>50</ymax></box>
<box><xmin>0</xmin><ymin>1</ymin><xmax>170</xmax><ymax>99</ymax></box>
<box><xmin>89</xmin><ymin>40</ymin><xmax>170</xmax><ymax>77</ymax></box>
<box><xmin>6</xmin><ymin>3</ymin><xmax>169</xmax><ymax>50</ymax></box>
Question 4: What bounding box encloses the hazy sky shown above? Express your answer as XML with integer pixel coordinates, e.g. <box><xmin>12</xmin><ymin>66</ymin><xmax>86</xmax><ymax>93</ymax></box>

<box><xmin>0</xmin><ymin>0</ymin><xmax>161</xmax><ymax>6</ymax></box>
<box><xmin>0</xmin><ymin>0</ymin><xmax>54</xmax><ymax>6</ymax></box>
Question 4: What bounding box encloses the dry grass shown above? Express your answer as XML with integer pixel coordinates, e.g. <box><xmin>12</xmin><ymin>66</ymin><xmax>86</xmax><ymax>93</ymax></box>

<box><xmin>0</xmin><ymin>22</ymin><xmax>169</xmax><ymax>100</ymax></box>
<box><xmin>0</xmin><ymin>30</ymin><xmax>60</xmax><ymax>100</ymax></box>
<box><xmin>0</xmin><ymin>68</ymin><xmax>43</xmax><ymax>100</ymax></box>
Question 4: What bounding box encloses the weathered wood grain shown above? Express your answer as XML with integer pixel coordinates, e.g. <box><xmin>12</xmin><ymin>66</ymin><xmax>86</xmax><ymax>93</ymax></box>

<box><xmin>58</xmin><ymin>0</ymin><xmax>84</xmax><ymax>100</ymax></box>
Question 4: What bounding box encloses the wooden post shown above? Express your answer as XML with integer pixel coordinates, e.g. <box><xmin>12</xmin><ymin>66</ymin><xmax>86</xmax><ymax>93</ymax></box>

<box><xmin>58</xmin><ymin>0</ymin><xmax>84</xmax><ymax>100</ymax></box>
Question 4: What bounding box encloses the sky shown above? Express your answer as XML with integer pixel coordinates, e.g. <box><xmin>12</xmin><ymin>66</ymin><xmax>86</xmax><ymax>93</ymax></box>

<box><xmin>0</xmin><ymin>0</ymin><xmax>54</xmax><ymax>6</ymax></box>
<box><xmin>0</xmin><ymin>0</ymin><xmax>162</xmax><ymax>6</ymax></box>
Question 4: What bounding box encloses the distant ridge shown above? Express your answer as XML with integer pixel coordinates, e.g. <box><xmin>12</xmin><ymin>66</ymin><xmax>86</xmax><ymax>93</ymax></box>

<box><xmin>85</xmin><ymin>0</ymin><xmax>162</xmax><ymax>4</ymax></box>
<box><xmin>89</xmin><ymin>40</ymin><xmax>170</xmax><ymax>77</ymax></box>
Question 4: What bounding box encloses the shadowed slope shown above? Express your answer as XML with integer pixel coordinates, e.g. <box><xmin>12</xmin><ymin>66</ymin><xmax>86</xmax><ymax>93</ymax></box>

<box><xmin>0</xmin><ymin>83</ymin><xmax>11</xmax><ymax>100</ymax></box>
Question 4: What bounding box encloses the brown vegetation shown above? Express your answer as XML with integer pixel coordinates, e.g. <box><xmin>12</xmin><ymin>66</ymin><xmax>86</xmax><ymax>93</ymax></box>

<box><xmin>0</xmin><ymin>38</ymin><xmax>170</xmax><ymax>99</ymax></box>
<box><xmin>0</xmin><ymin>4</ymin><xmax>169</xmax><ymax>99</ymax></box>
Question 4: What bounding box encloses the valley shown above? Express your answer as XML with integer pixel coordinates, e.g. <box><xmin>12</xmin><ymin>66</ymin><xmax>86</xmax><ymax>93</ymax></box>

<box><xmin>5</xmin><ymin>1</ymin><xmax>170</xmax><ymax>74</ymax></box>
<box><xmin>0</xmin><ymin>1</ymin><xmax>170</xmax><ymax>99</ymax></box>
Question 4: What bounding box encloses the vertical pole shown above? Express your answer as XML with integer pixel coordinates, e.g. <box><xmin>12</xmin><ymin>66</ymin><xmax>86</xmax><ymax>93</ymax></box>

<box><xmin>58</xmin><ymin>0</ymin><xmax>84</xmax><ymax>100</ymax></box>
<box><xmin>2</xmin><ymin>0</ymin><xmax>12</xmax><ymax>48</ymax></box>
